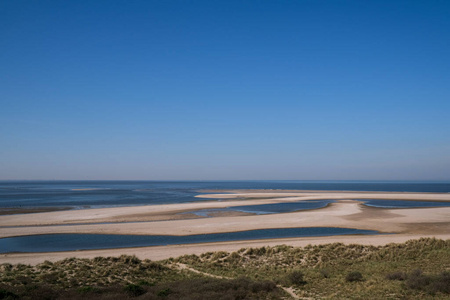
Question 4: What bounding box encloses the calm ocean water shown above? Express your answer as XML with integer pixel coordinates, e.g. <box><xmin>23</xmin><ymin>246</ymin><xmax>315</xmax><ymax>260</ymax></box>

<box><xmin>0</xmin><ymin>228</ymin><xmax>381</xmax><ymax>253</ymax></box>
<box><xmin>0</xmin><ymin>180</ymin><xmax>449</xmax><ymax>209</ymax></box>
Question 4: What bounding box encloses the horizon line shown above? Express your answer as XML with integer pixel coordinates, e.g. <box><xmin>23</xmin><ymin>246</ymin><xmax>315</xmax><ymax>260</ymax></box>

<box><xmin>1</xmin><ymin>179</ymin><xmax>449</xmax><ymax>182</ymax></box>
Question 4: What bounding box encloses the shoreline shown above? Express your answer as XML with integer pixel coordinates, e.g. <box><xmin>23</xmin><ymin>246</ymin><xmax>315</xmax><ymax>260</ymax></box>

<box><xmin>1</xmin><ymin>189</ymin><xmax>449</xmax><ymax>265</ymax></box>
<box><xmin>2</xmin><ymin>200</ymin><xmax>449</xmax><ymax>237</ymax></box>
<box><xmin>2</xmin><ymin>233</ymin><xmax>449</xmax><ymax>265</ymax></box>
<box><xmin>0</xmin><ymin>206</ymin><xmax>72</xmax><ymax>216</ymax></box>
<box><xmin>198</xmin><ymin>188</ymin><xmax>450</xmax><ymax>195</ymax></box>
<box><xmin>1</xmin><ymin>190</ymin><xmax>450</xmax><ymax>226</ymax></box>
<box><xmin>2</xmin><ymin>189</ymin><xmax>450</xmax><ymax>217</ymax></box>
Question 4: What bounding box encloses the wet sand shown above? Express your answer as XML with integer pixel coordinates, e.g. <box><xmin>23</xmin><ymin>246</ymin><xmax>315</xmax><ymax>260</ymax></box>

<box><xmin>0</xmin><ymin>207</ymin><xmax>70</xmax><ymax>216</ymax></box>
<box><xmin>1</xmin><ymin>190</ymin><xmax>449</xmax><ymax>265</ymax></box>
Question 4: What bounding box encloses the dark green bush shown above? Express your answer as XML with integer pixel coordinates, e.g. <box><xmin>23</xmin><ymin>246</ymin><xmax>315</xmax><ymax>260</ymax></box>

<box><xmin>0</xmin><ymin>288</ymin><xmax>18</xmax><ymax>300</ymax></box>
<box><xmin>346</xmin><ymin>271</ymin><xmax>363</xmax><ymax>282</ymax></box>
<box><xmin>77</xmin><ymin>286</ymin><xmax>101</xmax><ymax>294</ymax></box>
<box><xmin>116</xmin><ymin>255</ymin><xmax>141</xmax><ymax>265</ymax></box>
<box><xmin>287</xmin><ymin>270</ymin><xmax>305</xmax><ymax>285</ymax></box>
<box><xmin>137</xmin><ymin>280</ymin><xmax>154</xmax><ymax>286</ymax></box>
<box><xmin>406</xmin><ymin>269</ymin><xmax>430</xmax><ymax>290</ymax></box>
<box><xmin>249</xmin><ymin>280</ymin><xmax>277</xmax><ymax>293</ymax></box>
<box><xmin>40</xmin><ymin>272</ymin><xmax>59</xmax><ymax>284</ymax></box>
<box><xmin>151</xmin><ymin>278</ymin><xmax>280</xmax><ymax>299</ymax></box>
<box><xmin>386</xmin><ymin>271</ymin><xmax>407</xmax><ymax>281</ymax></box>
<box><xmin>405</xmin><ymin>270</ymin><xmax>450</xmax><ymax>294</ymax></box>
<box><xmin>157</xmin><ymin>288</ymin><xmax>171</xmax><ymax>297</ymax></box>
<box><xmin>124</xmin><ymin>283</ymin><xmax>145</xmax><ymax>297</ymax></box>
<box><xmin>428</xmin><ymin>271</ymin><xmax>450</xmax><ymax>294</ymax></box>
<box><xmin>146</xmin><ymin>261</ymin><xmax>166</xmax><ymax>271</ymax></box>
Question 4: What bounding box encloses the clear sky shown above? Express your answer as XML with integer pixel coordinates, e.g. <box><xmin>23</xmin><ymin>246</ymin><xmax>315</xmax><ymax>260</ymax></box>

<box><xmin>1</xmin><ymin>0</ymin><xmax>449</xmax><ymax>180</ymax></box>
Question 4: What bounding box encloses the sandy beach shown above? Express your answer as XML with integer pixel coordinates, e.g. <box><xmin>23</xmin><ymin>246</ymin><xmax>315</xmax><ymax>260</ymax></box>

<box><xmin>1</xmin><ymin>189</ymin><xmax>450</xmax><ymax>265</ymax></box>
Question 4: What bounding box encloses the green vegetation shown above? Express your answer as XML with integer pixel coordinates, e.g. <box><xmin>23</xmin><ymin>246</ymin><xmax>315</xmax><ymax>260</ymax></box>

<box><xmin>287</xmin><ymin>270</ymin><xmax>305</xmax><ymax>285</ymax></box>
<box><xmin>0</xmin><ymin>238</ymin><xmax>449</xmax><ymax>299</ymax></box>
<box><xmin>389</xmin><ymin>269</ymin><xmax>450</xmax><ymax>295</ymax></box>
<box><xmin>345</xmin><ymin>271</ymin><xmax>364</xmax><ymax>282</ymax></box>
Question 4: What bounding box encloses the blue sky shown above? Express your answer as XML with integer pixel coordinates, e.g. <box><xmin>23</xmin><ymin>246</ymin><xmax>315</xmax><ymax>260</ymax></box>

<box><xmin>1</xmin><ymin>0</ymin><xmax>449</xmax><ymax>180</ymax></box>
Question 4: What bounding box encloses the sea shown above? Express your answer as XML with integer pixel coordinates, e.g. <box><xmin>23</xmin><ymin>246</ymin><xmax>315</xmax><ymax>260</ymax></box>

<box><xmin>1</xmin><ymin>180</ymin><xmax>449</xmax><ymax>210</ymax></box>
<box><xmin>1</xmin><ymin>180</ymin><xmax>449</xmax><ymax>253</ymax></box>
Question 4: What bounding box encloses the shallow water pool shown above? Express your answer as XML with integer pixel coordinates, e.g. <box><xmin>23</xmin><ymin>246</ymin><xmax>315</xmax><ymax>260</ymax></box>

<box><xmin>0</xmin><ymin>227</ymin><xmax>381</xmax><ymax>253</ymax></box>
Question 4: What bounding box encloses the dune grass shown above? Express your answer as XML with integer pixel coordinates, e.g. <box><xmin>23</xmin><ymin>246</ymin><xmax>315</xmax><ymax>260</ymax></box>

<box><xmin>1</xmin><ymin>238</ymin><xmax>449</xmax><ymax>299</ymax></box>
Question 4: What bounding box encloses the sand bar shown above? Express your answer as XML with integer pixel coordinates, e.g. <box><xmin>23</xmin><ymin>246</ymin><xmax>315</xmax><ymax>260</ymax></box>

<box><xmin>0</xmin><ymin>190</ymin><xmax>449</xmax><ymax>265</ymax></box>
<box><xmin>1</xmin><ymin>190</ymin><xmax>449</xmax><ymax>227</ymax></box>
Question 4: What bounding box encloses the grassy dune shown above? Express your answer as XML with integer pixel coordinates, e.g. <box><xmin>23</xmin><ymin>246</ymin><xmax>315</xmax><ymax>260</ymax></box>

<box><xmin>1</xmin><ymin>238</ymin><xmax>449</xmax><ymax>299</ymax></box>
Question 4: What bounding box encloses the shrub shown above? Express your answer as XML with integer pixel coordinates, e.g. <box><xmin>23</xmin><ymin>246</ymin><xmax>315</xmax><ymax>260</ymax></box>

<box><xmin>0</xmin><ymin>288</ymin><xmax>18</xmax><ymax>299</ymax></box>
<box><xmin>40</xmin><ymin>272</ymin><xmax>60</xmax><ymax>284</ymax></box>
<box><xmin>77</xmin><ymin>286</ymin><xmax>98</xmax><ymax>294</ymax></box>
<box><xmin>119</xmin><ymin>255</ymin><xmax>141</xmax><ymax>265</ymax></box>
<box><xmin>405</xmin><ymin>270</ymin><xmax>450</xmax><ymax>294</ymax></box>
<box><xmin>22</xmin><ymin>284</ymin><xmax>58</xmax><ymax>300</ymax></box>
<box><xmin>157</xmin><ymin>288</ymin><xmax>171</xmax><ymax>297</ymax></box>
<box><xmin>146</xmin><ymin>261</ymin><xmax>166</xmax><ymax>271</ymax></box>
<box><xmin>428</xmin><ymin>271</ymin><xmax>450</xmax><ymax>294</ymax></box>
<box><xmin>212</xmin><ymin>251</ymin><xmax>228</xmax><ymax>260</ymax></box>
<box><xmin>405</xmin><ymin>269</ymin><xmax>430</xmax><ymax>290</ymax></box>
<box><xmin>137</xmin><ymin>280</ymin><xmax>153</xmax><ymax>286</ymax></box>
<box><xmin>250</xmin><ymin>280</ymin><xmax>277</xmax><ymax>292</ymax></box>
<box><xmin>320</xmin><ymin>269</ymin><xmax>331</xmax><ymax>279</ymax></box>
<box><xmin>124</xmin><ymin>284</ymin><xmax>145</xmax><ymax>297</ymax></box>
<box><xmin>386</xmin><ymin>272</ymin><xmax>407</xmax><ymax>281</ymax></box>
<box><xmin>151</xmin><ymin>278</ymin><xmax>280</xmax><ymax>299</ymax></box>
<box><xmin>225</xmin><ymin>252</ymin><xmax>241</xmax><ymax>263</ymax></box>
<box><xmin>0</xmin><ymin>264</ymin><xmax>12</xmax><ymax>272</ymax></box>
<box><xmin>288</xmin><ymin>270</ymin><xmax>306</xmax><ymax>285</ymax></box>
<box><xmin>346</xmin><ymin>271</ymin><xmax>363</xmax><ymax>282</ymax></box>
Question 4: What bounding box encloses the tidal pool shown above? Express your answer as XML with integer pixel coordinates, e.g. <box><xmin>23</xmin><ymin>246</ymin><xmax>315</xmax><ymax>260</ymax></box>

<box><xmin>0</xmin><ymin>227</ymin><xmax>380</xmax><ymax>253</ymax></box>
<box><xmin>360</xmin><ymin>199</ymin><xmax>450</xmax><ymax>209</ymax></box>
<box><xmin>187</xmin><ymin>200</ymin><xmax>335</xmax><ymax>217</ymax></box>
